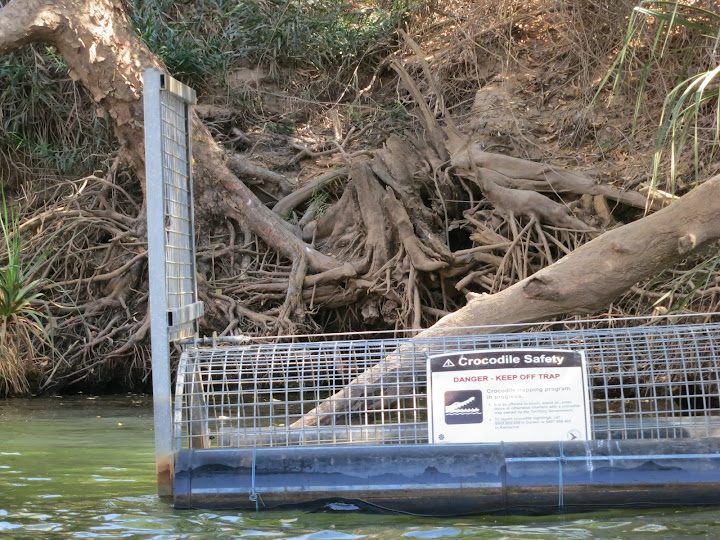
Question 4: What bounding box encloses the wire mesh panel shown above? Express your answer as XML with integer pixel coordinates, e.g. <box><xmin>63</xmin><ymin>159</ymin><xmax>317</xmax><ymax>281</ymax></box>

<box><xmin>146</xmin><ymin>69</ymin><xmax>203</xmax><ymax>343</ymax></box>
<box><xmin>174</xmin><ymin>322</ymin><xmax>720</xmax><ymax>450</ymax></box>
<box><xmin>160</xmin><ymin>90</ymin><xmax>197</xmax><ymax>341</ymax></box>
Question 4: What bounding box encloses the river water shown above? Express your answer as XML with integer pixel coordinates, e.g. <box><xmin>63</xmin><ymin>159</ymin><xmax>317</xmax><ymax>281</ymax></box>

<box><xmin>1</xmin><ymin>395</ymin><xmax>720</xmax><ymax>539</ymax></box>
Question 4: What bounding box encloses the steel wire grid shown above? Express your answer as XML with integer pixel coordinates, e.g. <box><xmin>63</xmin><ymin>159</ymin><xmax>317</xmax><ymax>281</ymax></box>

<box><xmin>158</xmin><ymin>85</ymin><xmax>197</xmax><ymax>342</ymax></box>
<box><xmin>174</xmin><ymin>322</ymin><xmax>720</xmax><ymax>449</ymax></box>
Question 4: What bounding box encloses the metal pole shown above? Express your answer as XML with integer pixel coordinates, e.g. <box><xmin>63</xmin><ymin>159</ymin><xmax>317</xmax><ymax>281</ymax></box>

<box><xmin>144</xmin><ymin>68</ymin><xmax>174</xmax><ymax>498</ymax></box>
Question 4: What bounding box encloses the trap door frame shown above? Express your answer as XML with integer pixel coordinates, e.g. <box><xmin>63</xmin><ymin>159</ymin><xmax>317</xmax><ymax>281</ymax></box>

<box><xmin>144</xmin><ymin>68</ymin><xmax>204</xmax><ymax>497</ymax></box>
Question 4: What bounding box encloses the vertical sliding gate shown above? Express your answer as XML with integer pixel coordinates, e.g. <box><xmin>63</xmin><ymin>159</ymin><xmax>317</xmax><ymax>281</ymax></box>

<box><xmin>143</xmin><ymin>68</ymin><xmax>204</xmax><ymax>496</ymax></box>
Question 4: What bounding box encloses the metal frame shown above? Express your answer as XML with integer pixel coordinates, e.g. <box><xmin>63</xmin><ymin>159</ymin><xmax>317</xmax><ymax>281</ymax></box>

<box><xmin>144</xmin><ymin>68</ymin><xmax>203</xmax><ymax>496</ymax></box>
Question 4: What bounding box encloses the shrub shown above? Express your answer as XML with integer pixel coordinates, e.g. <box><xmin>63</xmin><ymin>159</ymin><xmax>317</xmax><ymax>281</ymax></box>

<box><xmin>0</xmin><ymin>192</ymin><xmax>52</xmax><ymax>395</ymax></box>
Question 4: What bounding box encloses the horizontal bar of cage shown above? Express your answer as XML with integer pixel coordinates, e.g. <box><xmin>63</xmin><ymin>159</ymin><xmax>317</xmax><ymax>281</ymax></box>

<box><xmin>175</xmin><ymin>419</ymin><xmax>720</xmax><ymax>448</ymax></box>
<box><xmin>174</xmin><ymin>419</ymin><xmax>720</xmax><ymax>449</ymax></box>
<box><xmin>183</xmin><ymin>321</ymin><xmax>720</xmax><ymax>354</ymax></box>
<box><xmin>213</xmin><ymin>423</ymin><xmax>429</xmax><ymax>447</ymax></box>
<box><xmin>193</xmin><ymin>312</ymin><xmax>720</xmax><ymax>344</ymax></box>
<box><xmin>159</xmin><ymin>72</ymin><xmax>197</xmax><ymax>104</ymax></box>
<box><xmin>174</xmin><ymin>399</ymin><xmax>720</xmax><ymax>444</ymax></box>
<box><xmin>168</xmin><ymin>302</ymin><xmax>204</xmax><ymax>327</ymax></box>
<box><xmin>173</xmin><ymin>415</ymin><xmax>720</xmax><ymax>447</ymax></box>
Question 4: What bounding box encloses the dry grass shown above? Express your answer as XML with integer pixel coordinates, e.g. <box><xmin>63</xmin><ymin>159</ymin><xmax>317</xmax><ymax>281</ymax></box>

<box><xmin>0</xmin><ymin>45</ymin><xmax>114</xmax><ymax>190</ymax></box>
<box><xmin>0</xmin><ymin>340</ymin><xmax>30</xmax><ymax>396</ymax></box>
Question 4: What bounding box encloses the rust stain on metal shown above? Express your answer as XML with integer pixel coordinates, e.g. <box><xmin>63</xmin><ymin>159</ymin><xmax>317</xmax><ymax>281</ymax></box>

<box><xmin>157</xmin><ymin>454</ymin><xmax>174</xmax><ymax>498</ymax></box>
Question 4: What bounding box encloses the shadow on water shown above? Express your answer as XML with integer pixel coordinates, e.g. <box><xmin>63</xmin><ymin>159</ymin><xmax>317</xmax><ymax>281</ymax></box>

<box><xmin>1</xmin><ymin>395</ymin><xmax>719</xmax><ymax>539</ymax></box>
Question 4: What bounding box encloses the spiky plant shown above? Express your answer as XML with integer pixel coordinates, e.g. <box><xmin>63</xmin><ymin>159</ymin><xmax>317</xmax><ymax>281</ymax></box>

<box><xmin>0</xmin><ymin>192</ymin><xmax>52</xmax><ymax>395</ymax></box>
<box><xmin>596</xmin><ymin>2</ymin><xmax>720</xmax><ymax>315</ymax></box>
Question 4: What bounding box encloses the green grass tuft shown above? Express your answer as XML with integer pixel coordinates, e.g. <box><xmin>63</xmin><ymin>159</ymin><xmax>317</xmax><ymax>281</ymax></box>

<box><xmin>129</xmin><ymin>0</ymin><xmax>428</xmax><ymax>88</ymax></box>
<box><xmin>0</xmin><ymin>46</ymin><xmax>115</xmax><ymax>188</ymax></box>
<box><xmin>601</xmin><ymin>1</ymin><xmax>720</xmax><ymax>194</ymax></box>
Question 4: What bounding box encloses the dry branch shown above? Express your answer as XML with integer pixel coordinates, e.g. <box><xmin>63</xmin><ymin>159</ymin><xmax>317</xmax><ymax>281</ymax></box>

<box><xmin>470</xmin><ymin>168</ymin><xmax>592</xmax><ymax>231</ymax></box>
<box><xmin>272</xmin><ymin>168</ymin><xmax>347</xmax><ymax>217</ymax></box>
<box><xmin>448</xmin><ymin>134</ymin><xmax>660</xmax><ymax>211</ymax></box>
<box><xmin>227</xmin><ymin>154</ymin><xmax>293</xmax><ymax>192</ymax></box>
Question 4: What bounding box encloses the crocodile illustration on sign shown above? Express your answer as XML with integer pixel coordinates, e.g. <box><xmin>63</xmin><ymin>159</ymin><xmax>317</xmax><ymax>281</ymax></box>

<box><xmin>444</xmin><ymin>390</ymin><xmax>484</xmax><ymax>424</ymax></box>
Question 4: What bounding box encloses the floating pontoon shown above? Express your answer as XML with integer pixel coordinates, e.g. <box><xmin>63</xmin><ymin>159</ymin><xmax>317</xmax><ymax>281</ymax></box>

<box><xmin>143</xmin><ymin>69</ymin><xmax>720</xmax><ymax>515</ymax></box>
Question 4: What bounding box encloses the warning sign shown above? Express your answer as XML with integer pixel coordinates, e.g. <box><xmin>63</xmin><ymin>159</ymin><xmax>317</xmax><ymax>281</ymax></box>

<box><xmin>427</xmin><ymin>349</ymin><xmax>590</xmax><ymax>444</ymax></box>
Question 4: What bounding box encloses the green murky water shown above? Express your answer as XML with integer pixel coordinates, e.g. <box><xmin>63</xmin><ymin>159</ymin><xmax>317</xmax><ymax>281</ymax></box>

<box><xmin>1</xmin><ymin>396</ymin><xmax>720</xmax><ymax>539</ymax></box>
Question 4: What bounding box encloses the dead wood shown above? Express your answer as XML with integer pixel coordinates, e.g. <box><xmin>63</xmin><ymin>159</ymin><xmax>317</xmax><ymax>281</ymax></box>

<box><xmin>470</xmin><ymin>168</ymin><xmax>592</xmax><ymax>231</ymax></box>
<box><xmin>272</xmin><ymin>168</ymin><xmax>347</xmax><ymax>217</ymax></box>
<box><xmin>448</xmin><ymin>135</ymin><xmax>661</xmax><ymax>211</ymax></box>
<box><xmin>384</xmin><ymin>190</ymin><xmax>448</xmax><ymax>273</ymax></box>
<box><xmin>352</xmin><ymin>161</ymin><xmax>390</xmax><ymax>275</ymax></box>
<box><xmin>226</xmin><ymin>154</ymin><xmax>293</xmax><ymax>194</ymax></box>
<box><xmin>277</xmin><ymin>255</ymin><xmax>308</xmax><ymax>333</ymax></box>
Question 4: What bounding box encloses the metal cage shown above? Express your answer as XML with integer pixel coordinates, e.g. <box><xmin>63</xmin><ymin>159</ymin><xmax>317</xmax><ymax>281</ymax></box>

<box><xmin>174</xmin><ymin>322</ymin><xmax>720</xmax><ymax>451</ymax></box>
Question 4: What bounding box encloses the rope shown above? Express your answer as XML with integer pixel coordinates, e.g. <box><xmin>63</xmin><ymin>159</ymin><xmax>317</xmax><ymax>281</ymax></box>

<box><xmin>248</xmin><ymin>446</ymin><xmax>264</xmax><ymax>511</ymax></box>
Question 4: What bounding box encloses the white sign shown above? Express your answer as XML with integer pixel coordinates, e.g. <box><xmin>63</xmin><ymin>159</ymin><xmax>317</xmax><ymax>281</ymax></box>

<box><xmin>427</xmin><ymin>349</ymin><xmax>591</xmax><ymax>444</ymax></box>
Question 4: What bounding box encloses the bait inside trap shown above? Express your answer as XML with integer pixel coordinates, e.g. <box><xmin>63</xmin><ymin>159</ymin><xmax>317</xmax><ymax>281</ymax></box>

<box><xmin>144</xmin><ymin>69</ymin><xmax>720</xmax><ymax>515</ymax></box>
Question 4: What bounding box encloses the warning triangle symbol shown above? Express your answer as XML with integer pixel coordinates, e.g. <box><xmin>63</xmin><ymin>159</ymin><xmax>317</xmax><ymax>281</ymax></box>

<box><xmin>442</xmin><ymin>359</ymin><xmax>455</xmax><ymax>367</ymax></box>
